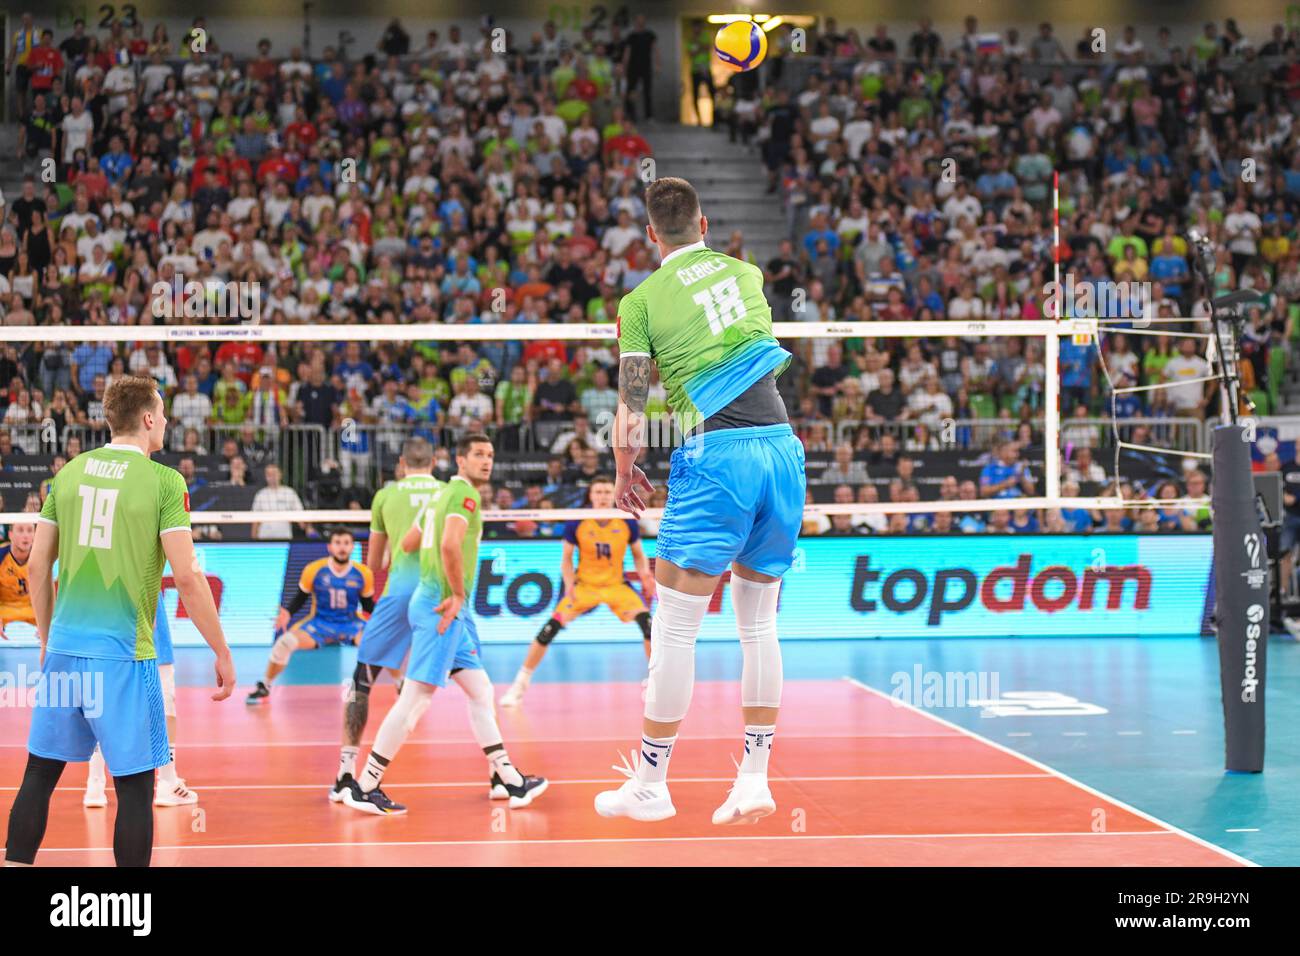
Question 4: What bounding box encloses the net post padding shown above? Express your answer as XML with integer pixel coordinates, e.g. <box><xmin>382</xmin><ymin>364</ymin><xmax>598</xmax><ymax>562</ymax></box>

<box><xmin>1211</xmin><ymin>424</ymin><xmax>1268</xmax><ymax>773</ymax></box>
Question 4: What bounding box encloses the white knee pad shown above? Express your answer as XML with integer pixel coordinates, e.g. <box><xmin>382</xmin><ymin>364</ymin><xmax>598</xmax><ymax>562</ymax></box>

<box><xmin>644</xmin><ymin>584</ymin><xmax>712</xmax><ymax>723</ymax></box>
<box><xmin>732</xmin><ymin>575</ymin><xmax>783</xmax><ymax>709</ymax></box>
<box><xmin>159</xmin><ymin>664</ymin><xmax>177</xmax><ymax>718</ymax></box>
<box><xmin>269</xmin><ymin>632</ymin><xmax>298</xmax><ymax>665</ymax></box>
<box><xmin>452</xmin><ymin>669</ymin><xmax>501</xmax><ymax>748</ymax></box>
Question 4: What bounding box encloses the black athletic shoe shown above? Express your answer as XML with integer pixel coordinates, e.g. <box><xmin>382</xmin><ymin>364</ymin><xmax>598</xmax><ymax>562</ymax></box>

<box><xmin>341</xmin><ymin>780</ymin><xmax>407</xmax><ymax>815</ymax></box>
<box><xmin>502</xmin><ymin>774</ymin><xmax>549</xmax><ymax>809</ymax></box>
<box><xmin>329</xmin><ymin>773</ymin><xmax>356</xmax><ymax>804</ymax></box>
<box><xmin>245</xmin><ymin>681</ymin><xmax>270</xmax><ymax>705</ymax></box>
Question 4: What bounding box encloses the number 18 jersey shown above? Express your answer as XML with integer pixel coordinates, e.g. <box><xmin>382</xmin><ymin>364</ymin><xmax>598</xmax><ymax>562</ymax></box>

<box><xmin>617</xmin><ymin>240</ymin><xmax>790</xmax><ymax>433</ymax></box>
<box><xmin>36</xmin><ymin>443</ymin><xmax>191</xmax><ymax>661</ymax></box>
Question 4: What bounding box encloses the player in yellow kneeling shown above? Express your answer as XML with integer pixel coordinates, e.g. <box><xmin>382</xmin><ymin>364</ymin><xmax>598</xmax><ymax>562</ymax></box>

<box><xmin>500</xmin><ymin>476</ymin><xmax>655</xmax><ymax>706</ymax></box>
<box><xmin>247</xmin><ymin>528</ymin><xmax>375</xmax><ymax>704</ymax></box>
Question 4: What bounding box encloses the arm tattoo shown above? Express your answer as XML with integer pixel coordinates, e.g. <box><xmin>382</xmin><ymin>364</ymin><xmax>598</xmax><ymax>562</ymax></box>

<box><xmin>620</xmin><ymin>355</ymin><xmax>651</xmax><ymax>414</ymax></box>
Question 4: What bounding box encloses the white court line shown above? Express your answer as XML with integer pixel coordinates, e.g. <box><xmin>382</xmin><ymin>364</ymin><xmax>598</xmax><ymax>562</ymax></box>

<box><xmin>34</xmin><ymin>830</ymin><xmax>1184</xmax><ymax>855</ymax></box>
<box><xmin>1226</xmin><ymin>829</ymin><xmax>1260</xmax><ymax>833</ymax></box>
<box><xmin>0</xmin><ymin>732</ymin><xmax>968</xmax><ymax>749</ymax></box>
<box><xmin>1116</xmin><ymin>731</ymin><xmax>1144</xmax><ymax>736</ymax></box>
<box><xmin>1172</xmin><ymin>730</ymin><xmax>1198</xmax><ymax>735</ymax></box>
<box><xmin>841</xmin><ymin>676</ymin><xmax>1257</xmax><ymax>867</ymax></box>
<box><xmin>10</xmin><ymin>772</ymin><xmax>1054</xmax><ymax>793</ymax></box>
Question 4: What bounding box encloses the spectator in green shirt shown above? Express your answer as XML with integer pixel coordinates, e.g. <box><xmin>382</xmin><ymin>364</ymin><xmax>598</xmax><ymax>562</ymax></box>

<box><xmin>212</xmin><ymin>385</ymin><xmax>251</xmax><ymax>426</ymax></box>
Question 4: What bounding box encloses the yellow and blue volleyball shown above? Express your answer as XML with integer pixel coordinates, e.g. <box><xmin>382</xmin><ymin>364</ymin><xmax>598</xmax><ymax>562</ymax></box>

<box><xmin>714</xmin><ymin>20</ymin><xmax>767</xmax><ymax>72</ymax></box>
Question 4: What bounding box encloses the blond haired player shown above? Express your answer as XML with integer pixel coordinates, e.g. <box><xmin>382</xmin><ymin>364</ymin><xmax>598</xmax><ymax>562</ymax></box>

<box><xmin>500</xmin><ymin>476</ymin><xmax>655</xmax><ymax>706</ymax></box>
<box><xmin>6</xmin><ymin>375</ymin><xmax>234</xmax><ymax>868</ymax></box>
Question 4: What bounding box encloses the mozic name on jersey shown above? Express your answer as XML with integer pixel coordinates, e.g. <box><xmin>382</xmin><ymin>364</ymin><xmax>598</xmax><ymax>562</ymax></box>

<box><xmin>83</xmin><ymin>458</ymin><xmax>129</xmax><ymax>480</ymax></box>
<box><xmin>675</xmin><ymin>258</ymin><xmax>725</xmax><ymax>287</ymax></box>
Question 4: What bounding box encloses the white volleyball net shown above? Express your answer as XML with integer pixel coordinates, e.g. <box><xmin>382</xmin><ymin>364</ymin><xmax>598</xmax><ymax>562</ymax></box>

<box><xmin>0</xmin><ymin>318</ymin><xmax>1214</xmax><ymax>537</ymax></box>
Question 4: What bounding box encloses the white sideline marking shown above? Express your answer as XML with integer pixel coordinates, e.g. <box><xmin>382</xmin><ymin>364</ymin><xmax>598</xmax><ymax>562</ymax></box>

<box><xmin>34</xmin><ymin>830</ymin><xmax>1184</xmax><ymax>855</ymax></box>
<box><xmin>0</xmin><ymin>732</ymin><xmax>969</xmax><ymax>749</ymax></box>
<box><xmin>841</xmin><ymin>676</ymin><xmax>1257</xmax><ymax>867</ymax></box>
<box><xmin>13</xmin><ymin>772</ymin><xmax>1055</xmax><ymax>794</ymax></box>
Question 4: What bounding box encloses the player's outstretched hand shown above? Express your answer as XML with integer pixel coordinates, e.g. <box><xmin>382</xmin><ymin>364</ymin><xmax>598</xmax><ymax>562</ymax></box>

<box><xmin>615</xmin><ymin>465</ymin><xmax>654</xmax><ymax>517</ymax></box>
<box><xmin>274</xmin><ymin>607</ymin><xmax>291</xmax><ymax>634</ymax></box>
<box><xmin>436</xmin><ymin>594</ymin><xmax>464</xmax><ymax>634</ymax></box>
<box><xmin>212</xmin><ymin>650</ymin><xmax>236</xmax><ymax>701</ymax></box>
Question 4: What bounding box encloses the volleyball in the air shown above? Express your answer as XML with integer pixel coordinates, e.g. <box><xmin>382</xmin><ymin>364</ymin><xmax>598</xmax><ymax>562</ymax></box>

<box><xmin>714</xmin><ymin>20</ymin><xmax>767</xmax><ymax>72</ymax></box>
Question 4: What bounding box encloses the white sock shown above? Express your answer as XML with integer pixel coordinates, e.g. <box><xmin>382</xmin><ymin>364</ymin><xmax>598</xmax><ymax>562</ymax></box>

<box><xmin>361</xmin><ymin>681</ymin><xmax>434</xmax><ymax>792</ymax></box>
<box><xmin>339</xmin><ymin>746</ymin><xmax>359</xmax><ymax>780</ymax></box>
<box><xmin>740</xmin><ymin>725</ymin><xmax>776</xmax><ymax>775</ymax></box>
<box><xmin>358</xmin><ymin>751</ymin><xmax>391</xmax><ymax>794</ymax></box>
<box><xmin>486</xmin><ymin>747</ymin><xmax>524</xmax><ymax>787</ymax></box>
<box><xmin>87</xmin><ymin>747</ymin><xmax>105</xmax><ymax>784</ymax></box>
<box><xmin>635</xmin><ymin>734</ymin><xmax>677</xmax><ymax>785</ymax></box>
<box><xmin>158</xmin><ymin>756</ymin><xmax>178</xmax><ymax>786</ymax></box>
<box><xmin>512</xmin><ymin>666</ymin><xmax>533</xmax><ymax>687</ymax></box>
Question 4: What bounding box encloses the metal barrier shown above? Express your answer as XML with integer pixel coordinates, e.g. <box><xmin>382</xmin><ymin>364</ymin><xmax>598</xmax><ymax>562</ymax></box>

<box><xmin>11</xmin><ymin>414</ymin><xmax>1241</xmax><ymax>497</ymax></box>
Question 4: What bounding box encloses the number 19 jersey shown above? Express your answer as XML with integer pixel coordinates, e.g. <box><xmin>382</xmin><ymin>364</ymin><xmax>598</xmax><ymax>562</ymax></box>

<box><xmin>36</xmin><ymin>443</ymin><xmax>190</xmax><ymax>661</ymax></box>
<box><xmin>617</xmin><ymin>240</ymin><xmax>790</xmax><ymax>433</ymax></box>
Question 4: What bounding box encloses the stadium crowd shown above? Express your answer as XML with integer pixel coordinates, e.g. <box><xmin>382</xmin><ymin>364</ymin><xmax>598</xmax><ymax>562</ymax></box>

<box><xmin>0</xmin><ymin>11</ymin><xmax>1298</xmax><ymax>543</ymax></box>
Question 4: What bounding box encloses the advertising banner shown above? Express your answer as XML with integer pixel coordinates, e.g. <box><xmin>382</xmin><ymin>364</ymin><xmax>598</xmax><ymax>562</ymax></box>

<box><xmin>0</xmin><ymin>535</ymin><xmax>1216</xmax><ymax>647</ymax></box>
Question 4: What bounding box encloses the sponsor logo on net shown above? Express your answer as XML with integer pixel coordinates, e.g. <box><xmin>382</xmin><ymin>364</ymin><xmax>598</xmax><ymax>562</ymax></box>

<box><xmin>1242</xmin><ymin>604</ymin><xmax>1264</xmax><ymax>703</ymax></box>
<box><xmin>0</xmin><ymin>665</ymin><xmax>103</xmax><ymax>717</ymax></box>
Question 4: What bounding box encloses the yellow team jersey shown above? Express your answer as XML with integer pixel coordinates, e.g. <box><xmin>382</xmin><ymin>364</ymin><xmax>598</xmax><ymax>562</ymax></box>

<box><xmin>564</xmin><ymin>518</ymin><xmax>639</xmax><ymax>589</ymax></box>
<box><xmin>0</xmin><ymin>545</ymin><xmax>35</xmax><ymax>623</ymax></box>
<box><xmin>297</xmin><ymin>557</ymin><xmax>374</xmax><ymax>624</ymax></box>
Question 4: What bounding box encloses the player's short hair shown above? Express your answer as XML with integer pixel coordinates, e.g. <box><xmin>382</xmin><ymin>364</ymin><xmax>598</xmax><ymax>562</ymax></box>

<box><xmin>646</xmin><ymin>177</ymin><xmax>703</xmax><ymax>246</ymax></box>
<box><xmin>103</xmin><ymin>375</ymin><xmax>161</xmax><ymax>434</ymax></box>
<box><xmin>458</xmin><ymin>432</ymin><xmax>493</xmax><ymax>457</ymax></box>
<box><xmin>327</xmin><ymin>526</ymin><xmax>354</xmax><ymax>542</ymax></box>
<box><xmin>401</xmin><ymin>436</ymin><xmax>433</xmax><ymax>469</ymax></box>
<box><xmin>590</xmin><ymin>474</ymin><xmax>615</xmax><ymax>487</ymax></box>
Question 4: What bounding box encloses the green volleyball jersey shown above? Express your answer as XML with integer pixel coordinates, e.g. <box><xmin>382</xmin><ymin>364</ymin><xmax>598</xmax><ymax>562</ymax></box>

<box><xmin>370</xmin><ymin>473</ymin><xmax>442</xmax><ymax>597</ymax></box>
<box><xmin>617</xmin><ymin>241</ymin><xmax>790</xmax><ymax>432</ymax></box>
<box><xmin>38</xmin><ymin>443</ymin><xmax>191</xmax><ymax>661</ymax></box>
<box><xmin>416</xmin><ymin>476</ymin><xmax>483</xmax><ymax>600</ymax></box>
